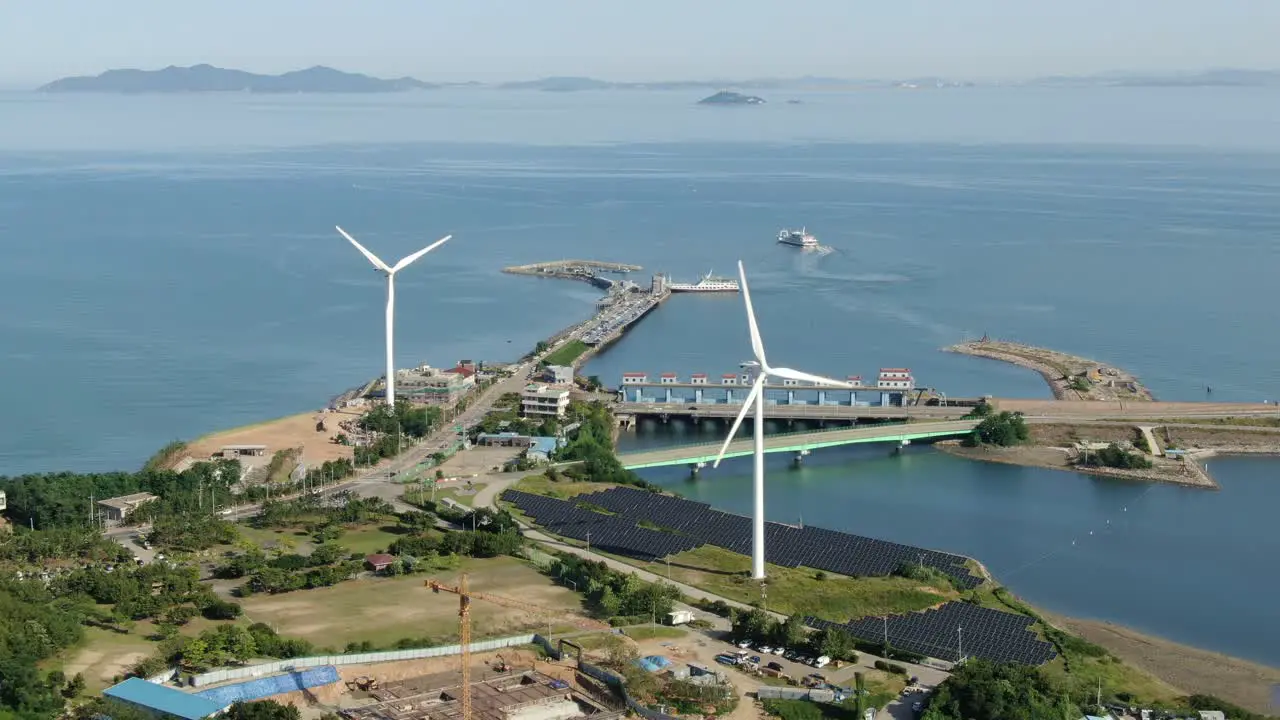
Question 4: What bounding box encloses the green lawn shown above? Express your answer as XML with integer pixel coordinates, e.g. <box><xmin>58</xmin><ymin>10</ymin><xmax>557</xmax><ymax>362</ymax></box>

<box><xmin>663</xmin><ymin>545</ymin><xmax>954</xmax><ymax>621</ymax></box>
<box><xmin>338</xmin><ymin>525</ymin><xmax>403</xmax><ymax>556</ymax></box>
<box><xmin>621</xmin><ymin>626</ymin><xmax>688</xmax><ymax>641</ymax></box>
<box><xmin>542</xmin><ymin>340</ymin><xmax>589</xmax><ymax>367</ymax></box>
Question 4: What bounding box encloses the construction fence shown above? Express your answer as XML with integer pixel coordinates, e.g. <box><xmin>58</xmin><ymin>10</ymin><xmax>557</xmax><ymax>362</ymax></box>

<box><xmin>189</xmin><ymin>634</ymin><xmax>537</xmax><ymax>687</ymax></box>
<box><xmin>757</xmin><ymin>686</ymin><xmax>836</xmax><ymax>703</ymax></box>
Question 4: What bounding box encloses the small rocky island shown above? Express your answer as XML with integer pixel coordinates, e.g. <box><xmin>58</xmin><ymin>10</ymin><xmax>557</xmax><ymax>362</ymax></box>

<box><xmin>697</xmin><ymin>90</ymin><xmax>766</xmax><ymax>105</ymax></box>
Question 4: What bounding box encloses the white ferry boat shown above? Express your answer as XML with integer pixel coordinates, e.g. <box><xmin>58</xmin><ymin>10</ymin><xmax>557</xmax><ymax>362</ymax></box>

<box><xmin>778</xmin><ymin>227</ymin><xmax>819</xmax><ymax>248</ymax></box>
<box><xmin>667</xmin><ymin>270</ymin><xmax>740</xmax><ymax>293</ymax></box>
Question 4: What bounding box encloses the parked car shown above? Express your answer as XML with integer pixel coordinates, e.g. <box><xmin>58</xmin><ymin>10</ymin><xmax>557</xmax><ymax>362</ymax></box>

<box><xmin>736</xmin><ymin>640</ymin><xmax>751</xmax><ymax>649</ymax></box>
<box><xmin>749</xmin><ymin>655</ymin><xmax>762</xmax><ymax>665</ymax></box>
<box><xmin>715</xmin><ymin>655</ymin><xmax>735</xmax><ymax>666</ymax></box>
<box><xmin>759</xmin><ymin>645</ymin><xmax>774</xmax><ymax>654</ymax></box>
<box><xmin>912</xmin><ymin>702</ymin><xmax>923</xmax><ymax>713</ymax></box>
<box><xmin>766</xmin><ymin>661</ymin><xmax>784</xmax><ymax>671</ymax></box>
<box><xmin>774</xmin><ymin>646</ymin><xmax>788</xmax><ymax>656</ymax></box>
<box><xmin>782</xmin><ymin>650</ymin><xmax>798</xmax><ymax>660</ymax></box>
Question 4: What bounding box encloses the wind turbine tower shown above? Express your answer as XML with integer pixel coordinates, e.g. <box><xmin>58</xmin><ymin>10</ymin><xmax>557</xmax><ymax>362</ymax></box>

<box><xmin>335</xmin><ymin>226</ymin><xmax>453</xmax><ymax>408</ymax></box>
<box><xmin>713</xmin><ymin>261</ymin><xmax>853</xmax><ymax>579</ymax></box>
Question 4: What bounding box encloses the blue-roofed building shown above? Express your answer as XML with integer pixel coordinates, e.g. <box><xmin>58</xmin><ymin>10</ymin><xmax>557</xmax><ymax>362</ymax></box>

<box><xmin>104</xmin><ymin>678</ymin><xmax>226</xmax><ymax>720</ymax></box>
<box><xmin>527</xmin><ymin>436</ymin><xmax>561</xmax><ymax>463</ymax></box>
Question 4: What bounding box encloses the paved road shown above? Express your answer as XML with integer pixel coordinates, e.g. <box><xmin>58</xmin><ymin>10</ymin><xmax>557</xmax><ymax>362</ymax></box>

<box><xmin>618</xmin><ymin>420</ymin><xmax>979</xmax><ymax>469</ymax></box>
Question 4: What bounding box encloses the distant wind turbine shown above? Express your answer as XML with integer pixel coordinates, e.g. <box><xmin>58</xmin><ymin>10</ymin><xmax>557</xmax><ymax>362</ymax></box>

<box><xmin>713</xmin><ymin>261</ymin><xmax>853</xmax><ymax>579</ymax></box>
<box><xmin>335</xmin><ymin>226</ymin><xmax>452</xmax><ymax>409</ymax></box>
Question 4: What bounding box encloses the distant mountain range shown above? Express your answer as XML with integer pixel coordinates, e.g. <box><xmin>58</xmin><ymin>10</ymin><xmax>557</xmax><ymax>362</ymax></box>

<box><xmin>35</xmin><ymin>64</ymin><xmax>1280</xmax><ymax>94</ymax></box>
<box><xmin>39</xmin><ymin>64</ymin><xmax>436</xmax><ymax>93</ymax></box>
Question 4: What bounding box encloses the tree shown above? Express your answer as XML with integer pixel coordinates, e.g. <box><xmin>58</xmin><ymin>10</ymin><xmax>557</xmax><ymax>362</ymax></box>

<box><xmin>772</xmin><ymin>614</ymin><xmax>806</xmax><ymax>648</ymax></box>
<box><xmin>968</xmin><ymin>411</ymin><xmax>1030</xmax><ymax>447</ymax></box>
<box><xmin>224</xmin><ymin>700</ymin><xmax>301</xmax><ymax>720</ymax></box>
<box><xmin>731</xmin><ymin>608</ymin><xmax>774</xmax><ymax>643</ymax></box>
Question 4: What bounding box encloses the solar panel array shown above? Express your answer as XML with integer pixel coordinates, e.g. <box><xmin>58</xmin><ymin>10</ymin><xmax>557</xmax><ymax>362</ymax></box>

<box><xmin>502</xmin><ymin>490</ymin><xmax>702</xmax><ymax>560</ymax></box>
<box><xmin>806</xmin><ymin>602</ymin><xmax>1056</xmax><ymax>665</ymax></box>
<box><xmin>572</xmin><ymin>486</ymin><xmax>981</xmax><ymax>588</ymax></box>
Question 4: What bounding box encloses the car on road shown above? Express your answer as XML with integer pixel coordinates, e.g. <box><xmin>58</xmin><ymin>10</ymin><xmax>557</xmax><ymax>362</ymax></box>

<box><xmin>766</xmin><ymin>661</ymin><xmax>784</xmax><ymax>671</ymax></box>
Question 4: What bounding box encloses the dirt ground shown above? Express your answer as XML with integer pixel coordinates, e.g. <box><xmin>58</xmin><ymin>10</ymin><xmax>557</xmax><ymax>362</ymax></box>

<box><xmin>627</xmin><ymin>632</ymin><xmax>764</xmax><ymax>720</ymax></box>
<box><xmin>437</xmin><ymin>446</ymin><xmax>524</xmax><ymax>478</ymax></box>
<box><xmin>1044</xmin><ymin>612</ymin><xmax>1280</xmax><ymax>715</ymax></box>
<box><xmin>269</xmin><ymin>647</ymin><xmax>585</xmax><ymax>718</ymax></box>
<box><xmin>182</xmin><ymin>410</ymin><xmax>360</xmax><ymax>467</ymax></box>
<box><xmin>240</xmin><ymin>558</ymin><xmax>584</xmax><ymax>649</ymax></box>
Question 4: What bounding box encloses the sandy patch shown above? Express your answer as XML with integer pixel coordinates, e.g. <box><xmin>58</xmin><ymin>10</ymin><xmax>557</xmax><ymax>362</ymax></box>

<box><xmin>182</xmin><ymin>411</ymin><xmax>361</xmax><ymax>468</ymax></box>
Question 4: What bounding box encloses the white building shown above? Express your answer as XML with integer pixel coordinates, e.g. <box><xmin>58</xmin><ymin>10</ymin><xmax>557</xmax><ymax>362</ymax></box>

<box><xmin>97</xmin><ymin>492</ymin><xmax>159</xmax><ymax>524</ymax></box>
<box><xmin>544</xmin><ymin>364</ymin><xmax>574</xmax><ymax>385</ymax></box>
<box><xmin>522</xmin><ymin>383</ymin><xmax>570</xmax><ymax>418</ymax></box>
<box><xmin>398</xmin><ymin>363</ymin><xmax>476</xmax><ymax>406</ymax></box>
<box><xmin>876</xmin><ymin>368</ymin><xmax>915</xmax><ymax>390</ymax></box>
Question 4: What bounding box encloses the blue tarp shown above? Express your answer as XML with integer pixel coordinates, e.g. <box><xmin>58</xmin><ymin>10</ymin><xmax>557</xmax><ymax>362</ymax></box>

<box><xmin>194</xmin><ymin>666</ymin><xmax>340</xmax><ymax>706</ymax></box>
<box><xmin>633</xmin><ymin>655</ymin><xmax>672</xmax><ymax>672</ymax></box>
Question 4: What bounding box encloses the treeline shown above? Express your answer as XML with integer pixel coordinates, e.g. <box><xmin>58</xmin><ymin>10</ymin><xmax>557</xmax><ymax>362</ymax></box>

<box><xmin>0</xmin><ymin>577</ymin><xmax>89</xmax><ymax>719</ymax></box>
<box><xmin>0</xmin><ymin>455</ymin><xmax>360</xmax><ymax>540</ymax></box>
<box><xmin>352</xmin><ymin>404</ymin><xmax>444</xmax><ymax>465</ymax></box>
<box><xmin>549</xmin><ymin>553</ymin><xmax>679</xmax><ymax>625</ymax></box>
<box><xmin>552</xmin><ymin>402</ymin><xmax>655</xmax><ymax>490</ymax></box>
<box><xmin>920</xmin><ymin>659</ymin><xmax>1264</xmax><ymax>720</ymax></box>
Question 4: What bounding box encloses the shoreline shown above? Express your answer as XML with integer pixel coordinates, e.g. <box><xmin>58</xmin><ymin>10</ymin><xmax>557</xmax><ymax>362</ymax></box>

<box><xmin>935</xmin><ymin>441</ymin><xmax>1221</xmax><ymax>489</ymax></box>
<box><xmin>1043</xmin><ymin>610</ymin><xmax>1280</xmax><ymax>714</ymax></box>
<box><xmin>946</xmin><ymin>339</ymin><xmax>1155</xmax><ymax>402</ymax></box>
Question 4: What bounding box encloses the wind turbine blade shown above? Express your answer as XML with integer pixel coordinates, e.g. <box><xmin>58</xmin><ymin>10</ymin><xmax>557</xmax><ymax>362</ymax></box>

<box><xmin>737</xmin><ymin>261</ymin><xmax>768</xmax><ymax>368</ymax></box>
<box><xmin>391</xmin><ymin>234</ymin><xmax>453</xmax><ymax>273</ymax></box>
<box><xmin>713</xmin><ymin>377</ymin><xmax>764</xmax><ymax>468</ymax></box>
<box><xmin>336</xmin><ymin>226</ymin><xmax>391</xmax><ymax>272</ymax></box>
<box><xmin>769</xmin><ymin>367</ymin><xmax>854</xmax><ymax>387</ymax></box>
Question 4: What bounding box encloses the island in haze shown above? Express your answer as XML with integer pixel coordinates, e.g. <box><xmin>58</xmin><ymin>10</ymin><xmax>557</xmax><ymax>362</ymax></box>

<box><xmin>697</xmin><ymin>90</ymin><xmax>766</xmax><ymax>105</ymax></box>
<box><xmin>38</xmin><ymin>64</ymin><xmax>435</xmax><ymax>93</ymax></box>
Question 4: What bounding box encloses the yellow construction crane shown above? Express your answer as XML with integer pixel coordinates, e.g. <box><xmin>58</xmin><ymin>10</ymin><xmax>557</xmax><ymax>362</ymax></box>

<box><xmin>427</xmin><ymin>573</ymin><xmax>608</xmax><ymax>720</ymax></box>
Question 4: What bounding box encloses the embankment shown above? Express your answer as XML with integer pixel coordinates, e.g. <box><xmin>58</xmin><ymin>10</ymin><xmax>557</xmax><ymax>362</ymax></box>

<box><xmin>946</xmin><ymin>340</ymin><xmax>1154</xmax><ymax>402</ymax></box>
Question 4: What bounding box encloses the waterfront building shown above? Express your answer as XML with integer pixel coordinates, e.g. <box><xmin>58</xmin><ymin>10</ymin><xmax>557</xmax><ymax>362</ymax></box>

<box><xmin>397</xmin><ymin>363</ymin><xmax>475</xmax><ymax>406</ymax></box>
<box><xmin>522</xmin><ymin>383</ymin><xmax>570</xmax><ymax>418</ymax></box>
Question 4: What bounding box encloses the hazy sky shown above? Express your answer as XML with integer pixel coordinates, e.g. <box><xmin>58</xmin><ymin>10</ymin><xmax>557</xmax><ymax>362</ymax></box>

<box><xmin>4</xmin><ymin>0</ymin><xmax>1279</xmax><ymax>86</ymax></box>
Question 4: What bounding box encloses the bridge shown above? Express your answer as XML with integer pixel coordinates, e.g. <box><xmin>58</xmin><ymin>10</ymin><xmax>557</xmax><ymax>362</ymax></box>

<box><xmin>614</xmin><ymin>401</ymin><xmax>974</xmax><ymax>423</ymax></box>
<box><xmin>617</xmin><ymin>420</ymin><xmax>980</xmax><ymax>470</ymax></box>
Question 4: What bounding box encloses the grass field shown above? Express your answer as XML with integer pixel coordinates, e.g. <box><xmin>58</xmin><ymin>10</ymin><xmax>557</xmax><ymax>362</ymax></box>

<box><xmin>240</xmin><ymin>556</ymin><xmax>585</xmax><ymax>649</ymax></box>
<box><xmin>621</xmin><ymin>626</ymin><xmax>688</xmax><ymax>642</ymax></box>
<box><xmin>512</xmin><ymin>474</ymin><xmax>620</xmax><ymax>500</ymax></box>
<box><xmin>338</xmin><ymin>526</ymin><xmax>403</xmax><ymax>556</ymax></box>
<box><xmin>662</xmin><ymin>545</ymin><xmax>954</xmax><ymax>620</ymax></box>
<box><xmin>542</xmin><ymin>340</ymin><xmax>589</xmax><ymax>367</ymax></box>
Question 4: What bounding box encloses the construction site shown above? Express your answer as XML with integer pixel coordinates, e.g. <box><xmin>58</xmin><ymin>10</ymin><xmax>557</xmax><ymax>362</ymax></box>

<box><xmin>340</xmin><ymin>666</ymin><xmax>617</xmax><ymax>720</ymax></box>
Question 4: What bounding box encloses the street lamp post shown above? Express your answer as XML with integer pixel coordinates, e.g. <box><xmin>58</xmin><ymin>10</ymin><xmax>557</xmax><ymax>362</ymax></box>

<box><xmin>585</xmin><ymin>531</ymin><xmax>591</xmax><ymax>555</ymax></box>
<box><xmin>957</xmin><ymin>626</ymin><xmax>963</xmax><ymax>663</ymax></box>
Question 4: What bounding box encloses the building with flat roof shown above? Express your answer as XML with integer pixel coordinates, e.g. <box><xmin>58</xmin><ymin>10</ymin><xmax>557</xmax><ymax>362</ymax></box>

<box><xmin>98</xmin><ymin>492</ymin><xmax>160</xmax><ymax>524</ymax></box>
<box><xmin>103</xmin><ymin>678</ymin><xmax>226</xmax><ymax>720</ymax></box>
<box><xmin>544</xmin><ymin>364</ymin><xmax>574</xmax><ymax>385</ymax></box>
<box><xmin>521</xmin><ymin>383</ymin><xmax>570</xmax><ymax>418</ymax></box>
<box><xmin>397</xmin><ymin>363</ymin><xmax>476</xmax><ymax>406</ymax></box>
<box><xmin>216</xmin><ymin>445</ymin><xmax>266</xmax><ymax>458</ymax></box>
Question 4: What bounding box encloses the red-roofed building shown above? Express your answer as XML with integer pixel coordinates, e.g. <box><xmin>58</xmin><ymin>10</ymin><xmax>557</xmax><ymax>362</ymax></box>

<box><xmin>660</xmin><ymin>373</ymin><xmax>678</xmax><ymax>384</ymax></box>
<box><xmin>721</xmin><ymin>374</ymin><xmax>739</xmax><ymax>385</ymax></box>
<box><xmin>690</xmin><ymin>373</ymin><xmax>708</xmax><ymax>385</ymax></box>
<box><xmin>622</xmin><ymin>372</ymin><xmax>648</xmax><ymax>384</ymax></box>
<box><xmin>877</xmin><ymin>368</ymin><xmax>914</xmax><ymax>390</ymax></box>
<box><xmin>365</xmin><ymin>554</ymin><xmax>395</xmax><ymax>572</ymax></box>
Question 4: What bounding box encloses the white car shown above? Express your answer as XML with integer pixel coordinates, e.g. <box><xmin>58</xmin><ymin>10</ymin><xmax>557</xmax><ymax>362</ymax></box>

<box><xmin>759</xmin><ymin>645</ymin><xmax>773</xmax><ymax>654</ymax></box>
<box><xmin>814</xmin><ymin>655</ymin><xmax>831</xmax><ymax>668</ymax></box>
<box><xmin>737</xmin><ymin>640</ymin><xmax>751</xmax><ymax>649</ymax></box>
<box><xmin>774</xmin><ymin>647</ymin><xmax>788</xmax><ymax>656</ymax></box>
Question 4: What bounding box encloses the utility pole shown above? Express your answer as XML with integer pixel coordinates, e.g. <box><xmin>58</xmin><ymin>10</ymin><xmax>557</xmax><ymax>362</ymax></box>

<box><xmin>585</xmin><ymin>531</ymin><xmax>591</xmax><ymax>556</ymax></box>
<box><xmin>957</xmin><ymin>626</ymin><xmax>963</xmax><ymax>663</ymax></box>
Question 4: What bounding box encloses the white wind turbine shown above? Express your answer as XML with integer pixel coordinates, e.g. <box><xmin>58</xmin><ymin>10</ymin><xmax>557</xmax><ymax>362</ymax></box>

<box><xmin>335</xmin><ymin>226</ymin><xmax>452</xmax><ymax>409</ymax></box>
<box><xmin>713</xmin><ymin>261</ymin><xmax>853</xmax><ymax>579</ymax></box>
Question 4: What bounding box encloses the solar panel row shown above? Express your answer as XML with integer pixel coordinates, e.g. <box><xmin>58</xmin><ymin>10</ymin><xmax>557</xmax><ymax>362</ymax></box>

<box><xmin>805</xmin><ymin>602</ymin><xmax>1056</xmax><ymax>665</ymax></box>
<box><xmin>503</xmin><ymin>490</ymin><xmax>701</xmax><ymax>560</ymax></box>
<box><xmin>574</xmin><ymin>486</ymin><xmax>981</xmax><ymax>588</ymax></box>
<box><xmin>503</xmin><ymin>487</ymin><xmax>1054</xmax><ymax>666</ymax></box>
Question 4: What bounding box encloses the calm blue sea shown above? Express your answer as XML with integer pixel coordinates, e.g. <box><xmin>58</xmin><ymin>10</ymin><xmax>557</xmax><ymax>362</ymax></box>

<box><xmin>1</xmin><ymin>87</ymin><xmax>1278</xmax><ymax>665</ymax></box>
